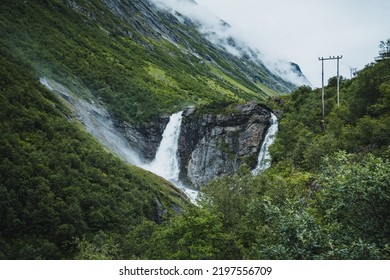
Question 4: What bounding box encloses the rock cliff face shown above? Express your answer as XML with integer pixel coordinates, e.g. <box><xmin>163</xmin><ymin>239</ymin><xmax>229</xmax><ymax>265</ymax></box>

<box><xmin>178</xmin><ymin>102</ymin><xmax>272</xmax><ymax>188</ymax></box>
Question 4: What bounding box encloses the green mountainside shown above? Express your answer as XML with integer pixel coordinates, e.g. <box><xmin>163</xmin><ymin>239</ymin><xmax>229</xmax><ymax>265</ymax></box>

<box><xmin>0</xmin><ymin>0</ymin><xmax>300</xmax><ymax>259</ymax></box>
<box><xmin>271</xmin><ymin>60</ymin><xmax>390</xmax><ymax>169</ymax></box>
<box><xmin>0</xmin><ymin>0</ymin><xmax>294</xmax><ymax>260</ymax></box>
<box><xmin>0</xmin><ymin>47</ymin><xmax>188</xmax><ymax>259</ymax></box>
<box><xmin>1</xmin><ymin>0</ymin><xmax>297</xmax><ymax>124</ymax></box>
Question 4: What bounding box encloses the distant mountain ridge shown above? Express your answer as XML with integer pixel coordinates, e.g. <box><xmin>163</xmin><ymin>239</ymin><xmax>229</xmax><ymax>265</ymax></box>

<box><xmin>148</xmin><ymin>0</ymin><xmax>309</xmax><ymax>86</ymax></box>
<box><xmin>100</xmin><ymin>0</ymin><xmax>306</xmax><ymax>91</ymax></box>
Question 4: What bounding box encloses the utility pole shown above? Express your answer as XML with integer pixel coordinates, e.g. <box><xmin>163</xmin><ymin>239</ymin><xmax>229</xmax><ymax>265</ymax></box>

<box><xmin>318</xmin><ymin>55</ymin><xmax>343</xmax><ymax>121</ymax></box>
<box><xmin>319</xmin><ymin>57</ymin><xmax>325</xmax><ymax>121</ymax></box>
<box><xmin>336</xmin><ymin>56</ymin><xmax>341</xmax><ymax>106</ymax></box>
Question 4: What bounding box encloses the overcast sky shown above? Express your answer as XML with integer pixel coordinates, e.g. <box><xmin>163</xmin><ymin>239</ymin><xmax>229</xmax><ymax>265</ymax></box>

<box><xmin>153</xmin><ymin>0</ymin><xmax>390</xmax><ymax>87</ymax></box>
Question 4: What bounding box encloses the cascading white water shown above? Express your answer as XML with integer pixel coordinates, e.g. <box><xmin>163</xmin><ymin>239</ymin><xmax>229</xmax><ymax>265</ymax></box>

<box><xmin>143</xmin><ymin>111</ymin><xmax>199</xmax><ymax>202</ymax></box>
<box><xmin>143</xmin><ymin>111</ymin><xmax>183</xmax><ymax>181</ymax></box>
<box><xmin>252</xmin><ymin>113</ymin><xmax>278</xmax><ymax>175</ymax></box>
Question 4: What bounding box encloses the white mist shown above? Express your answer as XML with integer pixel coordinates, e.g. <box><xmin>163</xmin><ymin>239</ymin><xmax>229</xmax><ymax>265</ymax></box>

<box><xmin>40</xmin><ymin>77</ymin><xmax>143</xmax><ymax>166</ymax></box>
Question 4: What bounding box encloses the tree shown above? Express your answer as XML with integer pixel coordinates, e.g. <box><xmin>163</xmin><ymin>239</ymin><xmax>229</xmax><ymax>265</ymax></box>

<box><xmin>147</xmin><ymin>207</ymin><xmax>241</xmax><ymax>259</ymax></box>
<box><xmin>315</xmin><ymin>152</ymin><xmax>390</xmax><ymax>259</ymax></box>
<box><xmin>378</xmin><ymin>39</ymin><xmax>390</xmax><ymax>60</ymax></box>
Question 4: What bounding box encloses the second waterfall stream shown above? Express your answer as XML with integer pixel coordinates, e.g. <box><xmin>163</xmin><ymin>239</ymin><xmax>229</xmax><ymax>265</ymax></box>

<box><xmin>252</xmin><ymin>113</ymin><xmax>279</xmax><ymax>175</ymax></box>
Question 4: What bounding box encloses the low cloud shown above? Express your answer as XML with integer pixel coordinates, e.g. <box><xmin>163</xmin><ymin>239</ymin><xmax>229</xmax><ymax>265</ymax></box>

<box><xmin>149</xmin><ymin>0</ymin><xmax>309</xmax><ymax>86</ymax></box>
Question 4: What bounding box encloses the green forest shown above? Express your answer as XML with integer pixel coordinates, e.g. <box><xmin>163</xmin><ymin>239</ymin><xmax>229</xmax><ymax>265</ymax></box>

<box><xmin>1</xmin><ymin>0</ymin><xmax>389</xmax><ymax>260</ymax></box>
<box><xmin>0</xmin><ymin>47</ymin><xmax>188</xmax><ymax>259</ymax></box>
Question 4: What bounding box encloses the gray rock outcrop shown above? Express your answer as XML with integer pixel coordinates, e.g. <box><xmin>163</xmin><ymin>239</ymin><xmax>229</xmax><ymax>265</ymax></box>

<box><xmin>178</xmin><ymin>102</ymin><xmax>272</xmax><ymax>188</ymax></box>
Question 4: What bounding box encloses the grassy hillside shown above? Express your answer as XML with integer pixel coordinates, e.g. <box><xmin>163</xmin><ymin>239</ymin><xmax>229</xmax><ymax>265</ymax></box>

<box><xmin>0</xmin><ymin>0</ymin><xmax>291</xmax><ymax>125</ymax></box>
<box><xmin>0</xmin><ymin>46</ymin><xmax>188</xmax><ymax>259</ymax></box>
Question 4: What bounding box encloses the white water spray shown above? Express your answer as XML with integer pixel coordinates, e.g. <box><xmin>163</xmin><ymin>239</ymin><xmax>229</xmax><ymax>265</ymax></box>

<box><xmin>143</xmin><ymin>112</ymin><xmax>199</xmax><ymax>202</ymax></box>
<box><xmin>40</xmin><ymin>77</ymin><xmax>143</xmax><ymax>165</ymax></box>
<box><xmin>252</xmin><ymin>113</ymin><xmax>278</xmax><ymax>175</ymax></box>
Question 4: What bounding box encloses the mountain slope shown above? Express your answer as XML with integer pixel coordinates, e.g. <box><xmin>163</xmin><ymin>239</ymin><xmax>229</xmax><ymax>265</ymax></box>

<box><xmin>0</xmin><ymin>0</ymin><xmax>307</xmax><ymax>260</ymax></box>
<box><xmin>1</xmin><ymin>0</ymin><xmax>302</xmax><ymax>124</ymax></box>
<box><xmin>0</xmin><ymin>45</ymin><xmax>188</xmax><ymax>259</ymax></box>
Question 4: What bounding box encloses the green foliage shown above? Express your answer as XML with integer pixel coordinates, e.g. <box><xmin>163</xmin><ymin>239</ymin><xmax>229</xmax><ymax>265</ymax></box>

<box><xmin>146</xmin><ymin>207</ymin><xmax>240</xmax><ymax>259</ymax></box>
<box><xmin>0</xmin><ymin>48</ymin><xmax>187</xmax><ymax>259</ymax></box>
<box><xmin>270</xmin><ymin>58</ymin><xmax>390</xmax><ymax>169</ymax></box>
<box><xmin>243</xmin><ymin>197</ymin><xmax>327</xmax><ymax>259</ymax></box>
<box><xmin>315</xmin><ymin>152</ymin><xmax>390</xmax><ymax>257</ymax></box>
<box><xmin>196</xmin><ymin>151</ymin><xmax>390</xmax><ymax>259</ymax></box>
<box><xmin>200</xmin><ymin>165</ymin><xmax>254</xmax><ymax>229</ymax></box>
<box><xmin>75</xmin><ymin>233</ymin><xmax>119</xmax><ymax>260</ymax></box>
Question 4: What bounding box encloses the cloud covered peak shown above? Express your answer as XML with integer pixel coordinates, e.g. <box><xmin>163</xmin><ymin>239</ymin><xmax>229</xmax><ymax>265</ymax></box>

<box><xmin>149</xmin><ymin>0</ymin><xmax>309</xmax><ymax>87</ymax></box>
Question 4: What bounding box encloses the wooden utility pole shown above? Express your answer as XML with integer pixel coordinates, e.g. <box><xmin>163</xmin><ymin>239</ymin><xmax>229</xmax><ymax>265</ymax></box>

<box><xmin>336</xmin><ymin>55</ymin><xmax>342</xmax><ymax>107</ymax></box>
<box><xmin>318</xmin><ymin>55</ymin><xmax>343</xmax><ymax>121</ymax></box>
<box><xmin>319</xmin><ymin>57</ymin><xmax>325</xmax><ymax>120</ymax></box>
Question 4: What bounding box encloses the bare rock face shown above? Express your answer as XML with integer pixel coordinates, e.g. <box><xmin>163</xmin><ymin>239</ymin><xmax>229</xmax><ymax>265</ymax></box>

<box><xmin>106</xmin><ymin>101</ymin><xmax>273</xmax><ymax>189</ymax></box>
<box><xmin>178</xmin><ymin>102</ymin><xmax>272</xmax><ymax>188</ymax></box>
<box><xmin>113</xmin><ymin>116</ymin><xmax>169</xmax><ymax>161</ymax></box>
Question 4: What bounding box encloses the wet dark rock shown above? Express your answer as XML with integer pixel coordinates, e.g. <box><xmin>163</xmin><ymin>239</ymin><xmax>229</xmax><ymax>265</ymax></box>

<box><xmin>113</xmin><ymin>116</ymin><xmax>169</xmax><ymax>161</ymax></box>
<box><xmin>178</xmin><ymin>102</ymin><xmax>272</xmax><ymax>188</ymax></box>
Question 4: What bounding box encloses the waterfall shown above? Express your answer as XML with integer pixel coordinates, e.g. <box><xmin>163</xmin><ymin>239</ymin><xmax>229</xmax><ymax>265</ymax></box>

<box><xmin>143</xmin><ymin>111</ymin><xmax>183</xmax><ymax>181</ymax></box>
<box><xmin>40</xmin><ymin>77</ymin><xmax>198</xmax><ymax>202</ymax></box>
<box><xmin>252</xmin><ymin>113</ymin><xmax>278</xmax><ymax>175</ymax></box>
<box><xmin>143</xmin><ymin>111</ymin><xmax>199</xmax><ymax>203</ymax></box>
